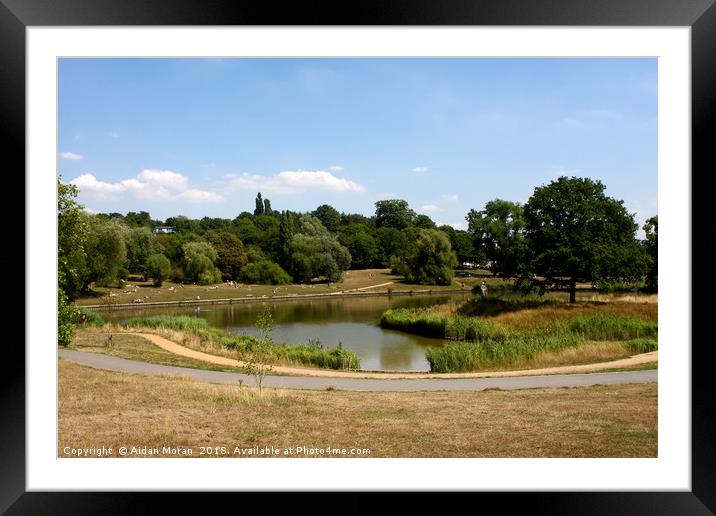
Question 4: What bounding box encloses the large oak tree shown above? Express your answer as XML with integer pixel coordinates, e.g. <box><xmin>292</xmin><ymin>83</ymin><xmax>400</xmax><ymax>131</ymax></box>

<box><xmin>522</xmin><ymin>176</ymin><xmax>650</xmax><ymax>303</ymax></box>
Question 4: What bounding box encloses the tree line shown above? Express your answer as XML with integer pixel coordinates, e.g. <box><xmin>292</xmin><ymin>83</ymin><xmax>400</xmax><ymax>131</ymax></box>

<box><xmin>58</xmin><ymin>174</ymin><xmax>657</xmax><ymax>305</ymax></box>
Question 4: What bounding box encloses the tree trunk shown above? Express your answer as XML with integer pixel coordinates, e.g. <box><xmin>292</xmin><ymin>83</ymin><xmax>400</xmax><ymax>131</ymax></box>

<box><xmin>569</xmin><ymin>278</ymin><xmax>577</xmax><ymax>303</ymax></box>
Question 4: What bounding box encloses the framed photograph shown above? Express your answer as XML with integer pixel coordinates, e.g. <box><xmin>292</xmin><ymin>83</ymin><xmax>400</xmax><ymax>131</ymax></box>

<box><xmin>7</xmin><ymin>0</ymin><xmax>712</xmax><ymax>512</ymax></box>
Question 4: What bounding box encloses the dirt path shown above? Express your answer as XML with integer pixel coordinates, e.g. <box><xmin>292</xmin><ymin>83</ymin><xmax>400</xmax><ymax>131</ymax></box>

<box><xmin>339</xmin><ymin>281</ymin><xmax>395</xmax><ymax>293</ymax></box>
<box><xmin>114</xmin><ymin>332</ymin><xmax>657</xmax><ymax>379</ymax></box>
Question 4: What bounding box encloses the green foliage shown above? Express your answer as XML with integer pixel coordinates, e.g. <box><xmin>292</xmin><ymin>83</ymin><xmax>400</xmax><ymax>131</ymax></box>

<box><xmin>254</xmin><ymin>192</ymin><xmax>265</xmax><ymax>216</ymax></box>
<box><xmin>125</xmin><ymin>227</ymin><xmax>160</xmax><ymax>274</ymax></box>
<box><xmin>239</xmin><ymin>260</ymin><xmax>292</xmax><ymax>285</ymax></box>
<box><xmin>375</xmin><ymin>199</ymin><xmax>417</xmax><ymax>229</ymax></box>
<box><xmin>522</xmin><ymin>177</ymin><xmax>651</xmax><ymax>302</ymax></box>
<box><xmin>57</xmin><ymin>176</ymin><xmax>88</xmax><ymax>300</ymax></box>
<box><xmin>395</xmin><ymin>229</ymin><xmax>457</xmax><ymax>285</ymax></box>
<box><xmin>312</xmin><ymin>204</ymin><xmax>341</xmax><ymax>233</ymax></box>
<box><xmin>288</xmin><ymin>215</ymin><xmax>351</xmax><ymax>283</ymax></box>
<box><xmin>84</xmin><ymin>216</ymin><xmax>128</xmax><ymax>287</ymax></box>
<box><xmin>181</xmin><ymin>241</ymin><xmax>221</xmax><ymax>284</ymax></box>
<box><xmin>643</xmin><ymin>215</ymin><xmax>658</xmax><ymax>292</ymax></box>
<box><xmin>207</xmin><ymin>230</ymin><xmax>248</xmax><ymax>280</ymax></box>
<box><xmin>145</xmin><ymin>253</ymin><xmax>172</xmax><ymax>286</ymax></box>
<box><xmin>466</xmin><ymin>199</ymin><xmax>526</xmax><ymax>275</ymax></box>
<box><xmin>338</xmin><ymin>224</ymin><xmax>378</xmax><ymax>269</ymax></box>
<box><xmin>58</xmin><ymin>288</ymin><xmax>79</xmax><ymax>346</ymax></box>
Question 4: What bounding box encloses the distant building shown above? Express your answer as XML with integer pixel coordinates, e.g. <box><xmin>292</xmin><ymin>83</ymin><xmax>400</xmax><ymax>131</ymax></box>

<box><xmin>152</xmin><ymin>226</ymin><xmax>177</xmax><ymax>234</ymax></box>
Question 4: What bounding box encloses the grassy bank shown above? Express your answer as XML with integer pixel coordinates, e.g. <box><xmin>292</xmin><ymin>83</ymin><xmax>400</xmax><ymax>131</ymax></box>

<box><xmin>58</xmin><ymin>359</ymin><xmax>657</xmax><ymax>458</ymax></box>
<box><xmin>120</xmin><ymin>315</ymin><xmax>360</xmax><ymax>370</ymax></box>
<box><xmin>381</xmin><ymin>296</ymin><xmax>657</xmax><ymax>373</ymax></box>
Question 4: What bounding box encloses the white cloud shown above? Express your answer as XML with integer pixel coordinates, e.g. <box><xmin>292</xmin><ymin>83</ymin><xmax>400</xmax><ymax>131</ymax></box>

<box><xmin>328</xmin><ymin>165</ymin><xmax>344</xmax><ymax>172</ymax></box>
<box><xmin>173</xmin><ymin>189</ymin><xmax>224</xmax><ymax>203</ymax></box>
<box><xmin>412</xmin><ymin>167</ymin><xmax>429</xmax><ymax>174</ymax></box>
<box><xmin>60</xmin><ymin>151</ymin><xmax>83</xmax><ymax>160</ymax></box>
<box><xmin>137</xmin><ymin>169</ymin><xmax>189</xmax><ymax>190</ymax></box>
<box><xmin>441</xmin><ymin>194</ymin><xmax>459</xmax><ymax>203</ymax></box>
<box><xmin>226</xmin><ymin>170</ymin><xmax>365</xmax><ymax>194</ymax></box>
<box><xmin>421</xmin><ymin>204</ymin><xmax>443</xmax><ymax>213</ymax></box>
<box><xmin>70</xmin><ymin>170</ymin><xmax>223</xmax><ymax>204</ymax></box>
<box><xmin>108</xmin><ymin>132</ymin><xmax>120</xmax><ymax>139</ymax></box>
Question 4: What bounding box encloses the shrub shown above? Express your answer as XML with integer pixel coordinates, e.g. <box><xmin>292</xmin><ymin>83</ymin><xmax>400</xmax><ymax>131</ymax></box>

<box><xmin>239</xmin><ymin>260</ymin><xmax>292</xmax><ymax>285</ymax></box>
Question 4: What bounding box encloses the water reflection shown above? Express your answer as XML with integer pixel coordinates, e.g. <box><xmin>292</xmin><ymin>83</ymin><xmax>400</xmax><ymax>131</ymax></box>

<box><xmin>102</xmin><ymin>293</ymin><xmax>469</xmax><ymax>371</ymax></box>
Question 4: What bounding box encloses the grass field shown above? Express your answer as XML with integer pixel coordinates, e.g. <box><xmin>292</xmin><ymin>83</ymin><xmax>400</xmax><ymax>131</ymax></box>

<box><xmin>73</xmin><ymin>269</ymin><xmax>490</xmax><ymax>307</ymax></box>
<box><xmin>58</xmin><ymin>359</ymin><xmax>657</xmax><ymax>458</ymax></box>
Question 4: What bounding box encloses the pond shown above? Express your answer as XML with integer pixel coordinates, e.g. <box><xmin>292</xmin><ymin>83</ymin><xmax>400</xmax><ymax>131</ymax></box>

<box><xmin>101</xmin><ymin>293</ymin><xmax>472</xmax><ymax>371</ymax></box>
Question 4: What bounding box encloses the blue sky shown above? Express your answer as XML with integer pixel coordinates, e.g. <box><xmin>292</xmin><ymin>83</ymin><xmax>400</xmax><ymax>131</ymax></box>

<box><xmin>59</xmin><ymin>58</ymin><xmax>657</xmax><ymax>233</ymax></box>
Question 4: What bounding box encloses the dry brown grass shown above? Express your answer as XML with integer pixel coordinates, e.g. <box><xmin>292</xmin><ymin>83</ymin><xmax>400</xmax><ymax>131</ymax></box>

<box><xmin>58</xmin><ymin>360</ymin><xmax>657</xmax><ymax>458</ymax></box>
<box><xmin>490</xmin><ymin>302</ymin><xmax>658</xmax><ymax>331</ymax></box>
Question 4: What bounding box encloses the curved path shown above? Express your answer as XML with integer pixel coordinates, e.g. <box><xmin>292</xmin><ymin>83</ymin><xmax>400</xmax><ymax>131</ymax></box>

<box><xmin>58</xmin><ymin>348</ymin><xmax>657</xmax><ymax>392</ymax></box>
<box><xmin>112</xmin><ymin>332</ymin><xmax>658</xmax><ymax>379</ymax></box>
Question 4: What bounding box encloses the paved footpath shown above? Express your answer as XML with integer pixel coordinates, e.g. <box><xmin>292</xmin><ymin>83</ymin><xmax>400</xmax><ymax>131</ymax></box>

<box><xmin>59</xmin><ymin>349</ymin><xmax>657</xmax><ymax>392</ymax></box>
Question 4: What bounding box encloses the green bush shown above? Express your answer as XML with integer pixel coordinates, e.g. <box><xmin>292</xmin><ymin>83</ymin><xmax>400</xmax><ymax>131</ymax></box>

<box><xmin>239</xmin><ymin>260</ymin><xmax>292</xmax><ymax>285</ymax></box>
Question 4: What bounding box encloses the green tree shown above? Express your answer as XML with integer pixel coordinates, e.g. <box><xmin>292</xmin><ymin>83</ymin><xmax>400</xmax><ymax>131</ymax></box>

<box><xmin>263</xmin><ymin>197</ymin><xmax>273</xmax><ymax>215</ymax></box>
<box><xmin>181</xmin><ymin>241</ymin><xmax>222</xmax><ymax>284</ymax></box>
<box><xmin>254</xmin><ymin>192</ymin><xmax>265</xmax><ymax>216</ymax></box>
<box><xmin>58</xmin><ymin>176</ymin><xmax>88</xmax><ymax>300</ymax></box>
<box><xmin>126</xmin><ymin>227</ymin><xmax>160</xmax><ymax>274</ymax></box>
<box><xmin>239</xmin><ymin>260</ymin><xmax>292</xmax><ymax>285</ymax></box>
<box><xmin>289</xmin><ymin>215</ymin><xmax>352</xmax><ymax>283</ymax></box>
<box><xmin>415</xmin><ymin>214</ymin><xmax>436</xmax><ymax>229</ymax></box>
<box><xmin>466</xmin><ymin>199</ymin><xmax>527</xmax><ymax>276</ymax></box>
<box><xmin>643</xmin><ymin>215</ymin><xmax>658</xmax><ymax>292</ymax></box>
<box><xmin>208</xmin><ymin>230</ymin><xmax>248</xmax><ymax>280</ymax></box>
<box><xmin>522</xmin><ymin>176</ymin><xmax>651</xmax><ymax>303</ymax></box>
<box><xmin>375</xmin><ymin>199</ymin><xmax>416</xmax><ymax>229</ymax></box>
<box><xmin>375</xmin><ymin>227</ymin><xmax>407</xmax><ymax>267</ymax></box>
<box><xmin>338</xmin><ymin>224</ymin><xmax>378</xmax><ymax>269</ymax></box>
<box><xmin>312</xmin><ymin>204</ymin><xmax>341</xmax><ymax>233</ymax></box>
<box><xmin>84</xmin><ymin>216</ymin><xmax>128</xmax><ymax>287</ymax></box>
<box><xmin>395</xmin><ymin>229</ymin><xmax>457</xmax><ymax>285</ymax></box>
<box><xmin>144</xmin><ymin>253</ymin><xmax>171</xmax><ymax>286</ymax></box>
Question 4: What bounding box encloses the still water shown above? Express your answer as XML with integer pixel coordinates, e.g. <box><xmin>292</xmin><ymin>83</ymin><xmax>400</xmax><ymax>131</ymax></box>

<box><xmin>102</xmin><ymin>293</ymin><xmax>471</xmax><ymax>371</ymax></box>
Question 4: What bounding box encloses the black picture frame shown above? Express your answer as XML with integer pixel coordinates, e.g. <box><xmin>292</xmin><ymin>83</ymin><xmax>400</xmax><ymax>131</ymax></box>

<box><xmin>6</xmin><ymin>0</ymin><xmax>712</xmax><ymax>512</ymax></box>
